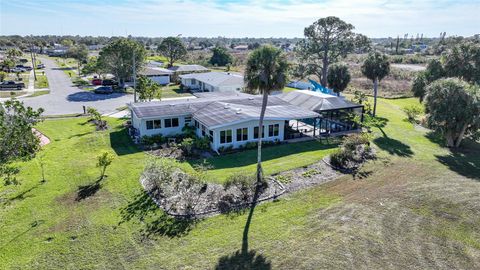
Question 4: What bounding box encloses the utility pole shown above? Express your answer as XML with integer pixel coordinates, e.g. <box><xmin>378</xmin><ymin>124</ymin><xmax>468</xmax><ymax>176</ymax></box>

<box><xmin>133</xmin><ymin>50</ymin><xmax>137</xmax><ymax>102</ymax></box>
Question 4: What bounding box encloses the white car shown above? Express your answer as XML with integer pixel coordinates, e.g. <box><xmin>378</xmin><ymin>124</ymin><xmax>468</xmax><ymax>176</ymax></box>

<box><xmin>11</xmin><ymin>67</ymin><xmax>26</xmax><ymax>73</ymax></box>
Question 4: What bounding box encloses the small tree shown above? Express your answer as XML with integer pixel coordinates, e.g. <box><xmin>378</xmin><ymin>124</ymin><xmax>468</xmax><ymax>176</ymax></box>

<box><xmin>209</xmin><ymin>46</ymin><xmax>233</xmax><ymax>66</ymax></box>
<box><xmin>327</xmin><ymin>63</ymin><xmax>351</xmax><ymax>96</ymax></box>
<box><xmin>361</xmin><ymin>51</ymin><xmax>390</xmax><ymax>116</ymax></box>
<box><xmin>424</xmin><ymin>78</ymin><xmax>480</xmax><ymax>148</ymax></box>
<box><xmin>136</xmin><ymin>76</ymin><xmax>160</xmax><ymax>101</ymax></box>
<box><xmin>402</xmin><ymin>105</ymin><xmax>423</xmax><ymax>123</ymax></box>
<box><xmin>412</xmin><ymin>59</ymin><xmax>445</xmax><ymax>102</ymax></box>
<box><xmin>0</xmin><ymin>99</ymin><xmax>44</xmax><ymax>185</ymax></box>
<box><xmin>68</xmin><ymin>44</ymin><xmax>89</xmax><ymax>76</ymax></box>
<box><xmin>157</xmin><ymin>37</ymin><xmax>187</xmax><ymax>68</ymax></box>
<box><xmin>82</xmin><ymin>56</ymin><xmax>105</xmax><ymax>78</ymax></box>
<box><xmin>0</xmin><ymin>71</ymin><xmax>6</xmax><ymax>82</ymax></box>
<box><xmin>97</xmin><ymin>152</ymin><xmax>115</xmax><ymax>180</ymax></box>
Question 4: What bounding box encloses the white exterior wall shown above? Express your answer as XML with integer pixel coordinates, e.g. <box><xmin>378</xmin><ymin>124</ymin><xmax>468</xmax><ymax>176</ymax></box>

<box><xmin>181</xmin><ymin>78</ymin><xmax>241</xmax><ymax>92</ymax></box>
<box><xmin>137</xmin><ymin>114</ymin><xmax>189</xmax><ymax>137</ymax></box>
<box><xmin>210</xmin><ymin>119</ymin><xmax>285</xmax><ymax>151</ymax></box>
<box><xmin>149</xmin><ymin>75</ymin><xmax>170</xmax><ymax>85</ymax></box>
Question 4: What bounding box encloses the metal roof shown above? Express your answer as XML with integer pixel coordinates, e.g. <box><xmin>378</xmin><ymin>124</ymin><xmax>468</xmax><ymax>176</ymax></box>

<box><xmin>139</xmin><ymin>67</ymin><xmax>173</xmax><ymax>76</ymax></box>
<box><xmin>168</xmin><ymin>64</ymin><xmax>209</xmax><ymax>73</ymax></box>
<box><xmin>280</xmin><ymin>90</ymin><xmax>362</xmax><ymax>111</ymax></box>
<box><xmin>179</xmin><ymin>72</ymin><xmax>244</xmax><ymax>88</ymax></box>
<box><xmin>130</xmin><ymin>94</ymin><xmax>319</xmax><ymax>128</ymax></box>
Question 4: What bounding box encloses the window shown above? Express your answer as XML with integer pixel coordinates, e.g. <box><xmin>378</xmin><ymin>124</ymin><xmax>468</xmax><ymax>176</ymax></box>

<box><xmin>209</xmin><ymin>130</ymin><xmax>213</xmax><ymax>142</ymax></box>
<box><xmin>194</xmin><ymin>120</ymin><xmax>199</xmax><ymax>128</ymax></box>
<box><xmin>191</xmin><ymin>79</ymin><xmax>196</xmax><ymax>85</ymax></box>
<box><xmin>153</xmin><ymin>120</ymin><xmax>161</xmax><ymax>129</ymax></box>
<box><xmin>253</xmin><ymin>126</ymin><xmax>265</xmax><ymax>139</ymax></box>
<box><xmin>146</xmin><ymin>120</ymin><xmax>153</xmax><ymax>130</ymax></box>
<box><xmin>185</xmin><ymin>116</ymin><xmax>192</xmax><ymax>124</ymax></box>
<box><xmin>146</xmin><ymin>120</ymin><xmax>161</xmax><ymax>130</ymax></box>
<box><xmin>269</xmin><ymin>124</ymin><xmax>279</xmax><ymax>137</ymax></box>
<box><xmin>220</xmin><ymin>130</ymin><xmax>232</xmax><ymax>144</ymax></box>
<box><xmin>201</xmin><ymin>125</ymin><xmax>206</xmax><ymax>136</ymax></box>
<box><xmin>165</xmin><ymin>118</ymin><xmax>179</xmax><ymax>128</ymax></box>
<box><xmin>236</xmin><ymin>128</ymin><xmax>248</xmax><ymax>141</ymax></box>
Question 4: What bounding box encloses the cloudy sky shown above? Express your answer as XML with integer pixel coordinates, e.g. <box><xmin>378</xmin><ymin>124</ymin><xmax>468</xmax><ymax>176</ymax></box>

<box><xmin>1</xmin><ymin>0</ymin><xmax>479</xmax><ymax>38</ymax></box>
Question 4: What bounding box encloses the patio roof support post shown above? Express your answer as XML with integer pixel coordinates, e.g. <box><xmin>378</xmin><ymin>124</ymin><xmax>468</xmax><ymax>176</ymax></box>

<box><xmin>313</xmin><ymin>117</ymin><xmax>316</xmax><ymax>137</ymax></box>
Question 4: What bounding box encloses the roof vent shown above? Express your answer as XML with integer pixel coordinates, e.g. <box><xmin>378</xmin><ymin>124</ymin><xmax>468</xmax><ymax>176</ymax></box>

<box><xmin>224</xmin><ymin>103</ymin><xmax>230</xmax><ymax>109</ymax></box>
<box><xmin>169</xmin><ymin>104</ymin><xmax>175</xmax><ymax>106</ymax></box>
<box><xmin>248</xmin><ymin>97</ymin><xmax>254</xmax><ymax>100</ymax></box>
<box><xmin>236</xmin><ymin>108</ymin><xmax>242</xmax><ymax>114</ymax></box>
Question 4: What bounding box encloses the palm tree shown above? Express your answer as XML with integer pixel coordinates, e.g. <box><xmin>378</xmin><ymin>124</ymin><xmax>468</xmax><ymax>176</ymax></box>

<box><xmin>244</xmin><ymin>45</ymin><xmax>289</xmax><ymax>185</ymax></box>
<box><xmin>361</xmin><ymin>51</ymin><xmax>390</xmax><ymax>116</ymax></box>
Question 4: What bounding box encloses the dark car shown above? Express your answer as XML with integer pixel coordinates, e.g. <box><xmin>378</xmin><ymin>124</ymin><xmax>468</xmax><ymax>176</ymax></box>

<box><xmin>94</xmin><ymin>86</ymin><xmax>114</xmax><ymax>94</ymax></box>
<box><xmin>102</xmin><ymin>79</ymin><xmax>118</xmax><ymax>86</ymax></box>
<box><xmin>0</xmin><ymin>81</ymin><xmax>25</xmax><ymax>90</ymax></box>
<box><xmin>37</xmin><ymin>64</ymin><xmax>45</xmax><ymax>69</ymax></box>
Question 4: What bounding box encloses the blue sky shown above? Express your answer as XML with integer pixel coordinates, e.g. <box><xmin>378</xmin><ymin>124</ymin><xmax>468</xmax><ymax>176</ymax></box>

<box><xmin>1</xmin><ymin>0</ymin><xmax>479</xmax><ymax>38</ymax></box>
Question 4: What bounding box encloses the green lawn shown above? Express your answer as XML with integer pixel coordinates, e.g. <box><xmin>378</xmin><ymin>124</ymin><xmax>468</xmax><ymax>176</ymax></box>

<box><xmin>34</xmin><ymin>75</ymin><xmax>49</xmax><ymax>89</ymax></box>
<box><xmin>1</xmin><ymin>97</ymin><xmax>479</xmax><ymax>269</ymax></box>
<box><xmin>160</xmin><ymin>84</ymin><xmax>194</xmax><ymax>99</ymax></box>
<box><xmin>27</xmin><ymin>90</ymin><xmax>50</xmax><ymax>98</ymax></box>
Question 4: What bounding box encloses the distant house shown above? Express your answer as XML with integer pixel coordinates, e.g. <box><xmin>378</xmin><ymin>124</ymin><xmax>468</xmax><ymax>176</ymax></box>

<box><xmin>168</xmin><ymin>64</ymin><xmax>210</xmax><ymax>74</ymax></box>
<box><xmin>146</xmin><ymin>60</ymin><xmax>164</xmax><ymax>68</ymax></box>
<box><xmin>168</xmin><ymin>64</ymin><xmax>210</xmax><ymax>81</ymax></box>
<box><xmin>180</xmin><ymin>72</ymin><xmax>244</xmax><ymax>92</ymax></box>
<box><xmin>139</xmin><ymin>67</ymin><xmax>173</xmax><ymax>85</ymax></box>
<box><xmin>233</xmin><ymin>45</ymin><xmax>249</xmax><ymax>51</ymax></box>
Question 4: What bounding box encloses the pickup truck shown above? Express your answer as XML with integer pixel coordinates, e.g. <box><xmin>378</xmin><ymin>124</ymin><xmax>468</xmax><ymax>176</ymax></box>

<box><xmin>0</xmin><ymin>81</ymin><xmax>25</xmax><ymax>90</ymax></box>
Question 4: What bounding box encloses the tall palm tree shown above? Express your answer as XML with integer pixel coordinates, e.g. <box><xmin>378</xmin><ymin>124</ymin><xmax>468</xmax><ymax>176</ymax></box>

<box><xmin>244</xmin><ymin>45</ymin><xmax>289</xmax><ymax>185</ymax></box>
<box><xmin>361</xmin><ymin>51</ymin><xmax>390</xmax><ymax>116</ymax></box>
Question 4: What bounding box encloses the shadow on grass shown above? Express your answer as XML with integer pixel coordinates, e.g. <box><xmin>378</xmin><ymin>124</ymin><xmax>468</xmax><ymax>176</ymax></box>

<box><xmin>0</xmin><ymin>220</ymin><xmax>45</xmax><ymax>250</ymax></box>
<box><xmin>188</xmin><ymin>141</ymin><xmax>338</xmax><ymax>171</ymax></box>
<box><xmin>215</xmin><ymin>184</ymin><xmax>271</xmax><ymax>270</ymax></box>
<box><xmin>435</xmin><ymin>143</ymin><xmax>480</xmax><ymax>181</ymax></box>
<box><xmin>119</xmin><ymin>191</ymin><xmax>196</xmax><ymax>238</ymax></box>
<box><xmin>4</xmin><ymin>182</ymin><xmax>42</xmax><ymax>204</ymax></box>
<box><xmin>373</xmin><ymin>136</ymin><xmax>414</xmax><ymax>157</ymax></box>
<box><xmin>109</xmin><ymin>127</ymin><xmax>142</xmax><ymax>156</ymax></box>
<box><xmin>76</xmin><ymin>179</ymin><xmax>102</xmax><ymax>201</ymax></box>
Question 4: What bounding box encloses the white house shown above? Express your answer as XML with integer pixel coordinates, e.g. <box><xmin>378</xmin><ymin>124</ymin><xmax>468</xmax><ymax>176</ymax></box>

<box><xmin>139</xmin><ymin>67</ymin><xmax>173</xmax><ymax>85</ymax></box>
<box><xmin>129</xmin><ymin>92</ymin><xmax>319</xmax><ymax>151</ymax></box>
<box><xmin>180</xmin><ymin>72</ymin><xmax>244</xmax><ymax>92</ymax></box>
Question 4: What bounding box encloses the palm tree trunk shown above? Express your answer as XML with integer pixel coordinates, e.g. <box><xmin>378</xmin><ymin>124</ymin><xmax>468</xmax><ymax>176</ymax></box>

<box><xmin>373</xmin><ymin>77</ymin><xmax>378</xmax><ymax>116</ymax></box>
<box><xmin>256</xmin><ymin>91</ymin><xmax>269</xmax><ymax>185</ymax></box>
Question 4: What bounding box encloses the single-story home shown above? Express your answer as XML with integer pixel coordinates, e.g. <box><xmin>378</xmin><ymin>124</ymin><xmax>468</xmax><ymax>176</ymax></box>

<box><xmin>180</xmin><ymin>72</ymin><xmax>244</xmax><ymax>92</ymax></box>
<box><xmin>168</xmin><ymin>64</ymin><xmax>210</xmax><ymax>74</ymax></box>
<box><xmin>129</xmin><ymin>92</ymin><xmax>320</xmax><ymax>151</ymax></box>
<box><xmin>233</xmin><ymin>45</ymin><xmax>249</xmax><ymax>51</ymax></box>
<box><xmin>139</xmin><ymin>67</ymin><xmax>173</xmax><ymax>85</ymax></box>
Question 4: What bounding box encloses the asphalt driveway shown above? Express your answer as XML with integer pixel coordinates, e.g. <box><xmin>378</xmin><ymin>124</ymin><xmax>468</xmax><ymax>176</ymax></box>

<box><xmin>20</xmin><ymin>57</ymin><xmax>133</xmax><ymax>115</ymax></box>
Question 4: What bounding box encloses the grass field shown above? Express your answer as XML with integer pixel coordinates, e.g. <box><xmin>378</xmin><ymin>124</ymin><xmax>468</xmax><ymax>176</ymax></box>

<box><xmin>1</xmin><ymin>97</ymin><xmax>479</xmax><ymax>269</ymax></box>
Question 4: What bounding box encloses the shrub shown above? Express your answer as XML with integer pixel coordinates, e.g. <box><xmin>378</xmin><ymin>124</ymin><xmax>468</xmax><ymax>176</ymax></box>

<box><xmin>180</xmin><ymin>137</ymin><xmax>194</xmax><ymax>155</ymax></box>
<box><xmin>402</xmin><ymin>105</ymin><xmax>423</xmax><ymax>122</ymax></box>
<box><xmin>194</xmin><ymin>137</ymin><xmax>210</xmax><ymax>150</ymax></box>
<box><xmin>301</xmin><ymin>169</ymin><xmax>321</xmax><ymax>178</ymax></box>
<box><xmin>141</xmin><ymin>134</ymin><xmax>164</xmax><ymax>146</ymax></box>
<box><xmin>223</xmin><ymin>173</ymin><xmax>257</xmax><ymax>202</ymax></box>
<box><xmin>245</xmin><ymin>141</ymin><xmax>257</xmax><ymax>149</ymax></box>
<box><xmin>329</xmin><ymin>133</ymin><xmax>375</xmax><ymax>169</ymax></box>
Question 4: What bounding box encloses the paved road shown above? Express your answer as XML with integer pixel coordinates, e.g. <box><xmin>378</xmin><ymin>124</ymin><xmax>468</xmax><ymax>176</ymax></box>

<box><xmin>20</xmin><ymin>57</ymin><xmax>133</xmax><ymax>115</ymax></box>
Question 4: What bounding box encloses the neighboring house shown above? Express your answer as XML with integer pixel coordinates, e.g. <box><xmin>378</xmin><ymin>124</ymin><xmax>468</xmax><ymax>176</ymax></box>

<box><xmin>139</xmin><ymin>67</ymin><xmax>173</xmax><ymax>85</ymax></box>
<box><xmin>233</xmin><ymin>45</ymin><xmax>249</xmax><ymax>51</ymax></box>
<box><xmin>180</xmin><ymin>72</ymin><xmax>244</xmax><ymax>92</ymax></box>
<box><xmin>168</xmin><ymin>64</ymin><xmax>209</xmax><ymax>75</ymax></box>
<box><xmin>146</xmin><ymin>60</ymin><xmax>164</xmax><ymax>68</ymax></box>
<box><xmin>129</xmin><ymin>92</ymin><xmax>319</xmax><ymax>151</ymax></box>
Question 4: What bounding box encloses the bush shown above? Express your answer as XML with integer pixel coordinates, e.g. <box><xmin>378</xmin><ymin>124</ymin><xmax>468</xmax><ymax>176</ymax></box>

<box><xmin>329</xmin><ymin>133</ymin><xmax>375</xmax><ymax>169</ymax></box>
<box><xmin>223</xmin><ymin>173</ymin><xmax>257</xmax><ymax>202</ymax></box>
<box><xmin>141</xmin><ymin>134</ymin><xmax>164</xmax><ymax>146</ymax></box>
<box><xmin>180</xmin><ymin>137</ymin><xmax>194</xmax><ymax>155</ymax></box>
<box><xmin>194</xmin><ymin>137</ymin><xmax>210</xmax><ymax>150</ymax></box>
<box><xmin>402</xmin><ymin>105</ymin><xmax>423</xmax><ymax>122</ymax></box>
